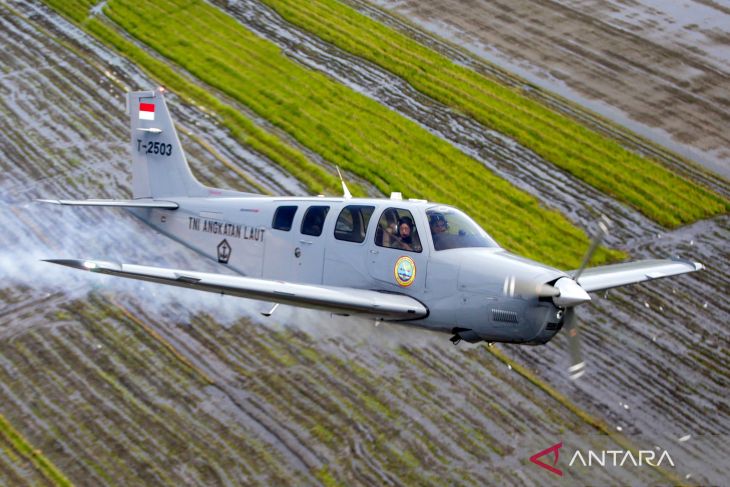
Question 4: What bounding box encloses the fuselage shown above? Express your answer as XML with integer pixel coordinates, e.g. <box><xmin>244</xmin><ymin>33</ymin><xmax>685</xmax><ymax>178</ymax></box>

<box><xmin>132</xmin><ymin>195</ymin><xmax>568</xmax><ymax>344</ymax></box>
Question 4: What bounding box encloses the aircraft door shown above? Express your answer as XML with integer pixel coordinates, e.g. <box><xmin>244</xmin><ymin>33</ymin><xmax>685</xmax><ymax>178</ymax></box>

<box><xmin>322</xmin><ymin>204</ymin><xmax>376</xmax><ymax>288</ymax></box>
<box><xmin>367</xmin><ymin>207</ymin><xmax>427</xmax><ymax>292</ymax></box>
<box><xmin>263</xmin><ymin>205</ymin><xmax>299</xmax><ymax>280</ymax></box>
<box><xmin>294</xmin><ymin>205</ymin><xmax>330</xmax><ymax>284</ymax></box>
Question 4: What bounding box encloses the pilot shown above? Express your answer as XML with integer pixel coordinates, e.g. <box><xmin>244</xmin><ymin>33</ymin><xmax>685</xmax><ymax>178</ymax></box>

<box><xmin>429</xmin><ymin>213</ymin><xmax>447</xmax><ymax>250</ymax></box>
<box><xmin>429</xmin><ymin>213</ymin><xmax>447</xmax><ymax>234</ymax></box>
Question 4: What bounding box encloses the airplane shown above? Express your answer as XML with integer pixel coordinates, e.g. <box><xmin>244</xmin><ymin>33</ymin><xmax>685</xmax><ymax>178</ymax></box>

<box><xmin>41</xmin><ymin>88</ymin><xmax>704</xmax><ymax>379</ymax></box>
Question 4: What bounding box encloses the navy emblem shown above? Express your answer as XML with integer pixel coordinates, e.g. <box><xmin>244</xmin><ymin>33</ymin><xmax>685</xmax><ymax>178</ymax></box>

<box><xmin>217</xmin><ymin>239</ymin><xmax>231</xmax><ymax>264</ymax></box>
<box><xmin>394</xmin><ymin>256</ymin><xmax>416</xmax><ymax>287</ymax></box>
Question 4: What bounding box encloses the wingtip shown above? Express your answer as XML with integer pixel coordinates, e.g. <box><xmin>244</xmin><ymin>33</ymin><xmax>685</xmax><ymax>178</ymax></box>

<box><xmin>43</xmin><ymin>259</ymin><xmax>92</xmax><ymax>270</ymax></box>
<box><xmin>43</xmin><ymin>259</ymin><xmax>121</xmax><ymax>272</ymax></box>
<box><xmin>36</xmin><ymin>199</ymin><xmax>60</xmax><ymax>205</ymax></box>
<box><xmin>670</xmin><ymin>257</ymin><xmax>705</xmax><ymax>272</ymax></box>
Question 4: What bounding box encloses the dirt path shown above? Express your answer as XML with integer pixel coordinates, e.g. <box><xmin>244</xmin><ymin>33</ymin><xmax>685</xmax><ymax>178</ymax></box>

<box><xmin>370</xmin><ymin>0</ymin><xmax>730</xmax><ymax>179</ymax></box>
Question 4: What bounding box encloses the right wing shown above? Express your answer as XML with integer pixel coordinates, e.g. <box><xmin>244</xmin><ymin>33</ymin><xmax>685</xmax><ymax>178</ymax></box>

<box><xmin>45</xmin><ymin>259</ymin><xmax>428</xmax><ymax>321</ymax></box>
<box><xmin>574</xmin><ymin>258</ymin><xmax>704</xmax><ymax>293</ymax></box>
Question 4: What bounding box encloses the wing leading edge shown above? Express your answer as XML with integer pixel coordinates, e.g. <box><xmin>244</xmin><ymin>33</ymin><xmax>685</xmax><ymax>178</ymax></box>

<box><xmin>574</xmin><ymin>258</ymin><xmax>704</xmax><ymax>293</ymax></box>
<box><xmin>38</xmin><ymin>199</ymin><xmax>178</xmax><ymax>209</ymax></box>
<box><xmin>44</xmin><ymin>259</ymin><xmax>428</xmax><ymax>321</ymax></box>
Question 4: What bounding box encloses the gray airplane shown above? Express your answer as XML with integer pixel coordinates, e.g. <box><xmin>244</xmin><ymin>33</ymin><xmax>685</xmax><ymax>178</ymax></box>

<box><xmin>42</xmin><ymin>89</ymin><xmax>703</xmax><ymax>379</ymax></box>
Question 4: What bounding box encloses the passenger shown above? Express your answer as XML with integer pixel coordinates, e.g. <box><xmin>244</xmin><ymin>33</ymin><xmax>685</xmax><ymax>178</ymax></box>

<box><xmin>394</xmin><ymin>216</ymin><xmax>417</xmax><ymax>251</ymax></box>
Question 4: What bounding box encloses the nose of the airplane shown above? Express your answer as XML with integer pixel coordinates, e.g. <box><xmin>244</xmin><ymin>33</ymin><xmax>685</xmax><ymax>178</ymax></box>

<box><xmin>456</xmin><ymin>249</ymin><xmax>564</xmax><ymax>295</ymax></box>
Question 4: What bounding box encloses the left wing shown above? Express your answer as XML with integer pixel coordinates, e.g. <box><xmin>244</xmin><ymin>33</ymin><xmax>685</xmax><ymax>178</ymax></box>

<box><xmin>38</xmin><ymin>199</ymin><xmax>179</xmax><ymax>209</ymax></box>
<box><xmin>45</xmin><ymin>259</ymin><xmax>428</xmax><ymax>321</ymax></box>
<box><xmin>574</xmin><ymin>258</ymin><xmax>704</xmax><ymax>293</ymax></box>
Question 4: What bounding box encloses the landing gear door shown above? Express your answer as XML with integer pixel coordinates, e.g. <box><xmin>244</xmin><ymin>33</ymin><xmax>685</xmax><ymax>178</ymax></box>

<box><xmin>367</xmin><ymin>207</ymin><xmax>426</xmax><ymax>293</ymax></box>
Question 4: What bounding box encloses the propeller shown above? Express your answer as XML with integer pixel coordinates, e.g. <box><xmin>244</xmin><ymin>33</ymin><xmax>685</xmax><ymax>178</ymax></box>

<box><xmin>564</xmin><ymin>307</ymin><xmax>585</xmax><ymax>380</ymax></box>
<box><xmin>501</xmin><ymin>216</ymin><xmax>611</xmax><ymax>380</ymax></box>
<box><xmin>562</xmin><ymin>216</ymin><xmax>610</xmax><ymax>380</ymax></box>
<box><xmin>573</xmin><ymin>215</ymin><xmax>611</xmax><ymax>280</ymax></box>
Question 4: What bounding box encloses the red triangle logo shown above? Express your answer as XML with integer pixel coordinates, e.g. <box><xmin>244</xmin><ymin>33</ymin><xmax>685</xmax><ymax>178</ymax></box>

<box><xmin>529</xmin><ymin>441</ymin><xmax>563</xmax><ymax>476</ymax></box>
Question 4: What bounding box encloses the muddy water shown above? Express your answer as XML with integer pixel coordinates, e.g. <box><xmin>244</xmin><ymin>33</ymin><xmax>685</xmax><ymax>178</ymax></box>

<box><xmin>0</xmin><ymin>0</ymin><xmax>727</xmax><ymax>485</ymax></box>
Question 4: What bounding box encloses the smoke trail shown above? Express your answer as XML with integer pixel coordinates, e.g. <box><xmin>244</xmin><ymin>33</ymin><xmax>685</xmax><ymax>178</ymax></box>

<box><xmin>0</xmin><ymin>195</ymin><xmax>441</xmax><ymax>347</ymax></box>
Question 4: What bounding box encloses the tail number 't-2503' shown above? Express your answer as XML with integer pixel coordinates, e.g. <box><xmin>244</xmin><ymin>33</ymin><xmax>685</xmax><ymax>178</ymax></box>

<box><xmin>137</xmin><ymin>139</ymin><xmax>172</xmax><ymax>156</ymax></box>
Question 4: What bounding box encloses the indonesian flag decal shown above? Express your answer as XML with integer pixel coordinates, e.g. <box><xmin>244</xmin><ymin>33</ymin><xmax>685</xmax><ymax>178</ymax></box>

<box><xmin>139</xmin><ymin>102</ymin><xmax>155</xmax><ymax>121</ymax></box>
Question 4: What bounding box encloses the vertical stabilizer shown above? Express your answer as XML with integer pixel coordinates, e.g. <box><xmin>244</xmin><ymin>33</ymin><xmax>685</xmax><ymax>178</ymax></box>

<box><xmin>128</xmin><ymin>89</ymin><xmax>208</xmax><ymax>198</ymax></box>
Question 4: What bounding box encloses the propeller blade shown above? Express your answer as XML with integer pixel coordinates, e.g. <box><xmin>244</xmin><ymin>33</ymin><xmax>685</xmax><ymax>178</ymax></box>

<box><xmin>564</xmin><ymin>307</ymin><xmax>585</xmax><ymax>380</ymax></box>
<box><xmin>573</xmin><ymin>216</ymin><xmax>611</xmax><ymax>280</ymax></box>
<box><xmin>503</xmin><ymin>275</ymin><xmax>559</xmax><ymax>299</ymax></box>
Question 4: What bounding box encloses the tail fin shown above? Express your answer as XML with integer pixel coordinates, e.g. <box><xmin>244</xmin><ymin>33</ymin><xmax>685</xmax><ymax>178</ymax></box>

<box><xmin>127</xmin><ymin>89</ymin><xmax>207</xmax><ymax>199</ymax></box>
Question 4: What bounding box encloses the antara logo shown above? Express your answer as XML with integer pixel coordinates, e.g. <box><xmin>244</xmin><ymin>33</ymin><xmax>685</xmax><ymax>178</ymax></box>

<box><xmin>529</xmin><ymin>441</ymin><xmax>675</xmax><ymax>476</ymax></box>
<box><xmin>530</xmin><ymin>441</ymin><xmax>563</xmax><ymax>476</ymax></box>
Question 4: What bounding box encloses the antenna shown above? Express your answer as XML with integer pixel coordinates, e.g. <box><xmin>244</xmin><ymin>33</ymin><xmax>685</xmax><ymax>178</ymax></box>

<box><xmin>336</xmin><ymin>166</ymin><xmax>352</xmax><ymax>199</ymax></box>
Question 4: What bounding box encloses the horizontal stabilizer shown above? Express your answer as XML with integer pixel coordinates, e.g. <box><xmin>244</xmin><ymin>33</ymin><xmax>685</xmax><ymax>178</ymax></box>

<box><xmin>574</xmin><ymin>258</ymin><xmax>704</xmax><ymax>293</ymax></box>
<box><xmin>44</xmin><ymin>259</ymin><xmax>428</xmax><ymax>321</ymax></box>
<box><xmin>38</xmin><ymin>199</ymin><xmax>178</xmax><ymax>209</ymax></box>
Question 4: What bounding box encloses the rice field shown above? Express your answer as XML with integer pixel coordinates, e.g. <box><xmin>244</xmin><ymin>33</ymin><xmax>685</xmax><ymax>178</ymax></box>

<box><xmin>259</xmin><ymin>0</ymin><xmax>728</xmax><ymax>228</ymax></box>
<box><xmin>2</xmin><ymin>2</ymin><xmax>727</xmax><ymax>485</ymax></box>
<box><xmin>59</xmin><ymin>0</ymin><xmax>623</xmax><ymax>269</ymax></box>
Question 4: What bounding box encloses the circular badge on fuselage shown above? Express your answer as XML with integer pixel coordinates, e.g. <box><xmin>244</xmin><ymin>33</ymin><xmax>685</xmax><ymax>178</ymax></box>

<box><xmin>394</xmin><ymin>256</ymin><xmax>416</xmax><ymax>287</ymax></box>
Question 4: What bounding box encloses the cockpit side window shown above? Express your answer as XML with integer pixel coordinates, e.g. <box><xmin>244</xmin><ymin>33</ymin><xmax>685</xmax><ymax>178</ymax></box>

<box><xmin>375</xmin><ymin>208</ymin><xmax>422</xmax><ymax>253</ymax></box>
<box><xmin>272</xmin><ymin>205</ymin><xmax>297</xmax><ymax>231</ymax></box>
<box><xmin>427</xmin><ymin>207</ymin><xmax>497</xmax><ymax>250</ymax></box>
<box><xmin>334</xmin><ymin>205</ymin><xmax>375</xmax><ymax>243</ymax></box>
<box><xmin>301</xmin><ymin>205</ymin><xmax>330</xmax><ymax>237</ymax></box>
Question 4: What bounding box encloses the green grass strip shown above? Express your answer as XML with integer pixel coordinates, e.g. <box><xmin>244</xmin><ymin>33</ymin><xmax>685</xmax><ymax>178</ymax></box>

<box><xmin>43</xmin><ymin>0</ymin><xmax>98</xmax><ymax>23</ymax></box>
<box><xmin>0</xmin><ymin>412</ymin><xmax>73</xmax><ymax>487</ymax></box>
<box><xmin>94</xmin><ymin>0</ymin><xmax>621</xmax><ymax>268</ymax></box>
<box><xmin>259</xmin><ymin>0</ymin><xmax>728</xmax><ymax>227</ymax></box>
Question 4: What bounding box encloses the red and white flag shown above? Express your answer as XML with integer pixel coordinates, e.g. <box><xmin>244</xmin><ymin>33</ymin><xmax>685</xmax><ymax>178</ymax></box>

<box><xmin>139</xmin><ymin>103</ymin><xmax>155</xmax><ymax>121</ymax></box>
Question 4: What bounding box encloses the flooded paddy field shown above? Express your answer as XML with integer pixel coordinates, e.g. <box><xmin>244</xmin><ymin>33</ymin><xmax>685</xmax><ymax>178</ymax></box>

<box><xmin>0</xmin><ymin>1</ymin><xmax>727</xmax><ymax>485</ymax></box>
<box><xmin>368</xmin><ymin>0</ymin><xmax>730</xmax><ymax>180</ymax></box>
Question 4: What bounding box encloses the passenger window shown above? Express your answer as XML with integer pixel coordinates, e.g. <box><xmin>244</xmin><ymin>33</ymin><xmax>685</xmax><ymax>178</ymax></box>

<box><xmin>335</xmin><ymin>205</ymin><xmax>375</xmax><ymax>243</ymax></box>
<box><xmin>272</xmin><ymin>205</ymin><xmax>297</xmax><ymax>231</ymax></box>
<box><xmin>301</xmin><ymin>206</ymin><xmax>330</xmax><ymax>237</ymax></box>
<box><xmin>375</xmin><ymin>208</ymin><xmax>422</xmax><ymax>252</ymax></box>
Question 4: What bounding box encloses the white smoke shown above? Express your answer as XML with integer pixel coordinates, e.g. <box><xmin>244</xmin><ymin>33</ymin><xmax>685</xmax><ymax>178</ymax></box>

<box><xmin>0</xmin><ymin>196</ymin><xmax>441</xmax><ymax>348</ymax></box>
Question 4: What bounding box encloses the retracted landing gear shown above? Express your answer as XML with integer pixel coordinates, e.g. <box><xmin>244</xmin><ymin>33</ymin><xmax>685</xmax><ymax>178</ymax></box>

<box><xmin>450</xmin><ymin>328</ymin><xmax>483</xmax><ymax>346</ymax></box>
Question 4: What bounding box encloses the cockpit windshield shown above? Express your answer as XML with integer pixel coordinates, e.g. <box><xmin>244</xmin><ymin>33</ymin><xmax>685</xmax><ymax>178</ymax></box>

<box><xmin>426</xmin><ymin>206</ymin><xmax>498</xmax><ymax>251</ymax></box>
